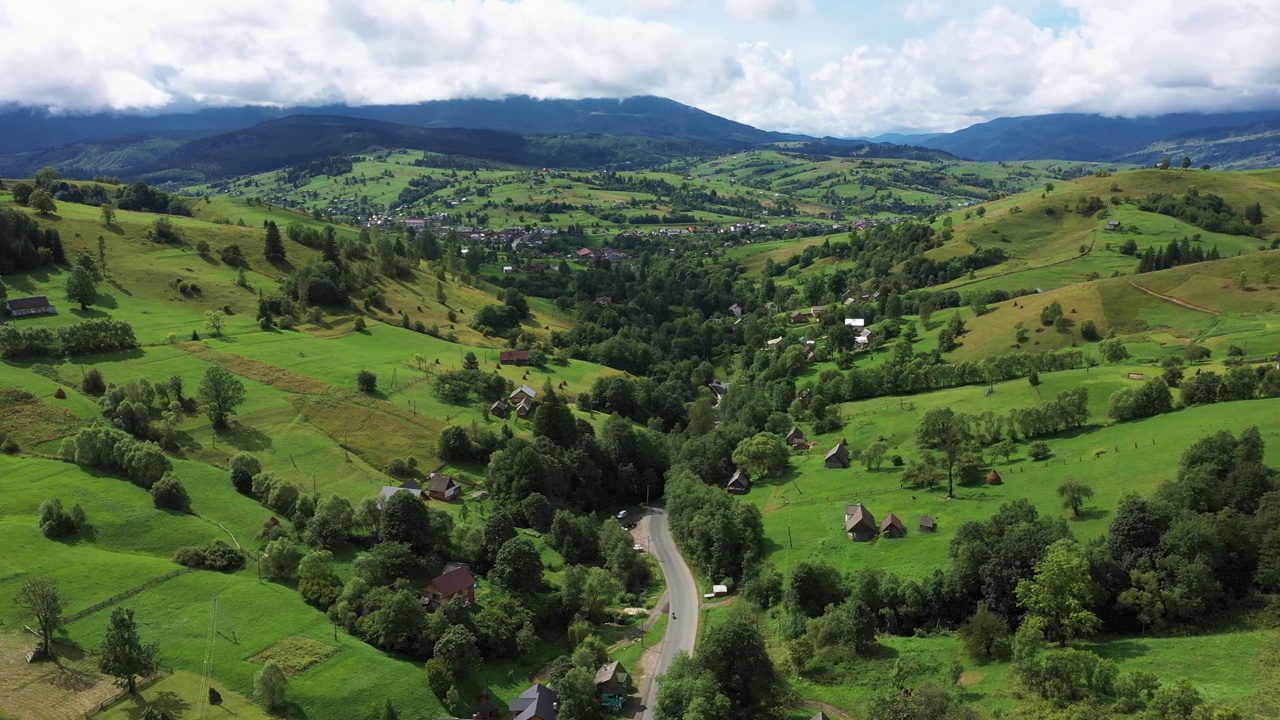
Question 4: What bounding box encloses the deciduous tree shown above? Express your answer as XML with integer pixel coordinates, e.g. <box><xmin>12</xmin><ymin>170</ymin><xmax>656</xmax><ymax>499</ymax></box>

<box><xmin>198</xmin><ymin>366</ymin><xmax>246</xmax><ymax>429</ymax></box>
<box><xmin>64</xmin><ymin>265</ymin><xmax>98</xmax><ymax>311</ymax></box>
<box><xmin>731</xmin><ymin>432</ymin><xmax>789</xmax><ymax>479</ymax></box>
<box><xmin>1016</xmin><ymin>540</ymin><xmax>1100</xmax><ymax>645</ymax></box>
<box><xmin>15</xmin><ymin>577</ymin><xmax>63</xmax><ymax>653</ymax></box>
<box><xmin>254</xmin><ymin>659</ymin><xmax>289</xmax><ymax>710</ymax></box>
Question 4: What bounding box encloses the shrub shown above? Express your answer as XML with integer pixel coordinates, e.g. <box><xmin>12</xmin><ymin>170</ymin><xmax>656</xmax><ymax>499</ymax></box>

<box><xmin>173</xmin><ymin>540</ymin><xmax>246</xmax><ymax>572</ymax></box>
<box><xmin>39</xmin><ymin>498</ymin><xmax>79</xmax><ymax>538</ymax></box>
<box><xmin>150</xmin><ymin>473</ymin><xmax>191</xmax><ymax>512</ymax></box>
<box><xmin>352</xmin><ymin>316</ymin><xmax>367</xmax><ymax>331</ymax></box>
<box><xmin>357</xmin><ymin>369</ymin><xmax>377</xmax><ymax>394</ymax></box>
<box><xmin>81</xmin><ymin>368</ymin><xmax>106</xmax><ymax>396</ymax></box>
<box><xmin>1028</xmin><ymin>441</ymin><xmax>1052</xmax><ymax>461</ymax></box>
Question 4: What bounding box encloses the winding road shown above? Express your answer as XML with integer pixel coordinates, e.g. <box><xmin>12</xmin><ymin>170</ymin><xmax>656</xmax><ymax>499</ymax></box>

<box><xmin>636</xmin><ymin>506</ymin><xmax>700</xmax><ymax>720</ymax></box>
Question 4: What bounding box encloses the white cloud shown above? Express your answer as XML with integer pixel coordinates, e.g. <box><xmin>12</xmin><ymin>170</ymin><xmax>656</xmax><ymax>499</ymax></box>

<box><xmin>724</xmin><ymin>0</ymin><xmax>815</xmax><ymax>23</ymax></box>
<box><xmin>0</xmin><ymin>0</ymin><xmax>1277</xmax><ymax>137</ymax></box>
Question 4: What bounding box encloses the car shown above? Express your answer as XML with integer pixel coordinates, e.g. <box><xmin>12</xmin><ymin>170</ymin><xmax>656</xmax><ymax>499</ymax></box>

<box><xmin>616</xmin><ymin>510</ymin><xmax>628</xmax><ymax>520</ymax></box>
<box><xmin>633</xmin><ymin>544</ymin><xmax>645</xmax><ymax>552</ymax></box>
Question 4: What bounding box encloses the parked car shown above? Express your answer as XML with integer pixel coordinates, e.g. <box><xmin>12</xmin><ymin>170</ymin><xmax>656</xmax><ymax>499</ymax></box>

<box><xmin>616</xmin><ymin>510</ymin><xmax>628</xmax><ymax>520</ymax></box>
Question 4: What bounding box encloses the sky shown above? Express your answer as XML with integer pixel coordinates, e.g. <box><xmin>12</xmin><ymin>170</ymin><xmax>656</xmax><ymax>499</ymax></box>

<box><xmin>1</xmin><ymin>0</ymin><xmax>1278</xmax><ymax>137</ymax></box>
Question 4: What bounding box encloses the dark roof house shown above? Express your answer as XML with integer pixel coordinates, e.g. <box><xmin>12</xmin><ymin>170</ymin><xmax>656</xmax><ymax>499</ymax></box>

<box><xmin>594</xmin><ymin>660</ymin><xmax>631</xmax><ymax>697</ymax></box>
<box><xmin>517</xmin><ymin>398</ymin><xmax>535</xmax><ymax>419</ymax></box>
<box><xmin>825</xmin><ymin>441</ymin><xmax>850</xmax><ymax>469</ymax></box>
<box><xmin>6</xmin><ymin>295</ymin><xmax>56</xmax><ymax>317</ymax></box>
<box><xmin>727</xmin><ymin>469</ymin><xmax>751</xmax><ymax>494</ymax></box>
<box><xmin>845</xmin><ymin>503</ymin><xmax>877</xmax><ymax>541</ymax></box>
<box><xmin>427</xmin><ymin>472</ymin><xmax>461</xmax><ymax>501</ymax></box>
<box><xmin>490</xmin><ymin>400</ymin><xmax>511</xmax><ymax>419</ymax></box>
<box><xmin>510</xmin><ymin>683</ymin><xmax>559</xmax><ymax>720</ymax></box>
<box><xmin>422</xmin><ymin>566</ymin><xmax>477</xmax><ymax>609</ymax></box>
<box><xmin>785</xmin><ymin>426</ymin><xmax>807</xmax><ymax>447</ymax></box>
<box><xmin>881</xmin><ymin>513</ymin><xmax>907</xmax><ymax>539</ymax></box>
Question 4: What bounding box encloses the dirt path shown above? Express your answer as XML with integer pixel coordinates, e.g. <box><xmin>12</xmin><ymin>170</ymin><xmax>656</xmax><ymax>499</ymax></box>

<box><xmin>1127</xmin><ymin>281</ymin><xmax>1223</xmax><ymax>316</ymax></box>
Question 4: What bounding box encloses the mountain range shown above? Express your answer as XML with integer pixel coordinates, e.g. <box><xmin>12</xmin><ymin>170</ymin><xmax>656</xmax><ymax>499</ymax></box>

<box><xmin>2</xmin><ymin>96</ymin><xmax>1279</xmax><ymax>181</ymax></box>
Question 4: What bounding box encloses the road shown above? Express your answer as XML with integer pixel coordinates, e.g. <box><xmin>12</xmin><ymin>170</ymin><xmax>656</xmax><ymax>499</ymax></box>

<box><xmin>636</xmin><ymin>506</ymin><xmax>700</xmax><ymax>720</ymax></box>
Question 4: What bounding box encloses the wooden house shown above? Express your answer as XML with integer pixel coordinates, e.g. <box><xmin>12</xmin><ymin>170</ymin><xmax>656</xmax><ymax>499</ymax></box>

<box><xmin>427</xmin><ymin>472</ymin><xmax>461</xmax><ymax>501</ymax></box>
<box><xmin>845</xmin><ymin>504</ymin><xmax>877</xmax><ymax>541</ymax></box>
<box><xmin>785</xmin><ymin>426</ymin><xmax>807</xmax><ymax>448</ymax></box>
<box><xmin>500</xmin><ymin>350</ymin><xmax>531</xmax><ymax>366</ymax></box>
<box><xmin>881</xmin><ymin>513</ymin><xmax>907</xmax><ymax>539</ymax></box>
<box><xmin>726</xmin><ymin>469</ymin><xmax>751</xmax><ymax>494</ymax></box>
<box><xmin>421</xmin><ymin>565</ymin><xmax>477</xmax><ymax>609</ymax></box>
<box><xmin>490</xmin><ymin>400</ymin><xmax>511</xmax><ymax>419</ymax></box>
<box><xmin>595</xmin><ymin>661</ymin><xmax>631</xmax><ymax>711</ymax></box>
<box><xmin>789</xmin><ymin>310</ymin><xmax>811</xmax><ymax>324</ymax></box>
<box><xmin>510</xmin><ymin>385</ymin><xmax>538</xmax><ymax>403</ymax></box>
<box><xmin>6</xmin><ymin>295</ymin><xmax>56</xmax><ymax>317</ymax></box>
<box><xmin>825</xmin><ymin>441</ymin><xmax>850</xmax><ymax>469</ymax></box>
<box><xmin>517</xmin><ymin>399</ymin><xmax>535</xmax><ymax>419</ymax></box>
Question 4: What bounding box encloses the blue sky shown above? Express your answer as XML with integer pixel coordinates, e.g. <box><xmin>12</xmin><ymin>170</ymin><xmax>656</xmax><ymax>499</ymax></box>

<box><xmin>1</xmin><ymin>0</ymin><xmax>1277</xmax><ymax>136</ymax></box>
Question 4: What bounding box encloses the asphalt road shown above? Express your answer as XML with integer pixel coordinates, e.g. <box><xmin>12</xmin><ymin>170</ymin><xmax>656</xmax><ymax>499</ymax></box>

<box><xmin>637</xmin><ymin>506</ymin><xmax>700</xmax><ymax>720</ymax></box>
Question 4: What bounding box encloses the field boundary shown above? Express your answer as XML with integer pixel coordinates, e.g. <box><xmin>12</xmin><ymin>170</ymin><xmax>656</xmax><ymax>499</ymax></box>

<box><xmin>1127</xmin><ymin>281</ymin><xmax>1223</xmax><ymax>315</ymax></box>
<box><xmin>65</xmin><ymin>569</ymin><xmax>194</xmax><ymax>624</ymax></box>
<box><xmin>82</xmin><ymin>666</ymin><xmax>174</xmax><ymax>719</ymax></box>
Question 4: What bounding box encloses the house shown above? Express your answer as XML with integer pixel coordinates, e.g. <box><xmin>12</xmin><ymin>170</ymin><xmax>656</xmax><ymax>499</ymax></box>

<box><xmin>785</xmin><ymin>426</ymin><xmax>807</xmax><ymax>448</ymax></box>
<box><xmin>6</xmin><ymin>296</ymin><xmax>56</xmax><ymax>317</ymax></box>
<box><xmin>575</xmin><ymin>248</ymin><xmax>594</xmax><ymax>259</ymax></box>
<box><xmin>378</xmin><ymin>480</ymin><xmax>425</xmax><ymax>506</ymax></box>
<box><xmin>594</xmin><ymin>660</ymin><xmax>631</xmax><ymax>701</ymax></box>
<box><xmin>789</xmin><ymin>310</ymin><xmax>811</xmax><ymax>324</ymax></box>
<box><xmin>708</xmin><ymin>379</ymin><xmax>729</xmax><ymax>399</ymax></box>
<box><xmin>490</xmin><ymin>400</ymin><xmax>511</xmax><ymax>419</ymax></box>
<box><xmin>1105</xmin><ymin>220</ymin><xmax>1122</xmax><ymax>232</ymax></box>
<box><xmin>510</xmin><ymin>385</ymin><xmax>538</xmax><ymax>403</ymax></box>
<box><xmin>802</xmin><ymin>346</ymin><xmax>817</xmax><ymax>363</ymax></box>
<box><xmin>810</xmin><ymin>306</ymin><xmax>826</xmax><ymax>317</ymax></box>
<box><xmin>825</xmin><ymin>441</ymin><xmax>851</xmax><ymax>469</ymax></box>
<box><xmin>843</xmin><ymin>297</ymin><xmax>857</xmax><ymax>307</ymax></box>
<box><xmin>509</xmin><ymin>683</ymin><xmax>559</xmax><ymax>720</ymax></box>
<box><xmin>500</xmin><ymin>350</ymin><xmax>531</xmax><ymax>366</ymax></box>
<box><xmin>881</xmin><ymin>513</ymin><xmax>907</xmax><ymax>539</ymax></box>
<box><xmin>845</xmin><ymin>504</ymin><xmax>877</xmax><ymax>541</ymax></box>
<box><xmin>920</xmin><ymin>515</ymin><xmax>937</xmax><ymax>533</ymax></box>
<box><xmin>422</xmin><ymin>565</ymin><xmax>477</xmax><ymax>609</ymax></box>
<box><xmin>517</xmin><ymin>399</ymin><xmax>535</xmax><ymax>419</ymax></box>
<box><xmin>427</xmin><ymin>472</ymin><xmax>461</xmax><ymax>501</ymax></box>
<box><xmin>595</xmin><ymin>296</ymin><xmax>612</xmax><ymax>307</ymax></box>
<box><xmin>729</xmin><ymin>303</ymin><xmax>743</xmax><ymax>318</ymax></box>
<box><xmin>987</xmin><ymin>469</ymin><xmax>1003</xmax><ymax>486</ymax></box>
<box><xmin>502</xmin><ymin>266</ymin><xmax>515</xmax><ymax>274</ymax></box>
<box><xmin>726</xmin><ymin>469</ymin><xmax>751</xmax><ymax>494</ymax></box>
<box><xmin>844</xmin><ymin>318</ymin><xmax>866</xmax><ymax>328</ymax></box>
<box><xmin>764</xmin><ymin>336</ymin><xmax>784</xmax><ymax>349</ymax></box>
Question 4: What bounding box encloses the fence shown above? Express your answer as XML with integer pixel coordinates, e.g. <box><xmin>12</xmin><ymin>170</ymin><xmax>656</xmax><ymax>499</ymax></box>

<box><xmin>64</xmin><ymin>568</ymin><xmax>193</xmax><ymax>624</ymax></box>
<box><xmin>83</xmin><ymin>666</ymin><xmax>175</xmax><ymax>718</ymax></box>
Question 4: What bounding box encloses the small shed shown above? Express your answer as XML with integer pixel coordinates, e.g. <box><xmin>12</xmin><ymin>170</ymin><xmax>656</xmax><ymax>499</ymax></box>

<box><xmin>726</xmin><ymin>469</ymin><xmax>751</xmax><ymax>495</ymax></box>
<box><xmin>516</xmin><ymin>399</ymin><xmax>535</xmax><ymax>419</ymax></box>
<box><xmin>919</xmin><ymin>515</ymin><xmax>937</xmax><ymax>532</ymax></box>
<box><xmin>845</xmin><ymin>503</ymin><xmax>877</xmax><ymax>541</ymax></box>
<box><xmin>785</xmin><ymin>426</ymin><xmax>807</xmax><ymax>448</ymax></box>
<box><xmin>790</xmin><ymin>310</ymin><xmax>811</xmax><ymax>324</ymax></box>
<box><xmin>490</xmin><ymin>400</ymin><xmax>511</xmax><ymax>420</ymax></box>
<box><xmin>986</xmin><ymin>469</ymin><xmax>1003</xmax><ymax>486</ymax></box>
<box><xmin>825</xmin><ymin>441</ymin><xmax>851</xmax><ymax>469</ymax></box>
<box><xmin>500</xmin><ymin>350</ymin><xmax>531</xmax><ymax>366</ymax></box>
<box><xmin>1105</xmin><ymin>220</ymin><xmax>1122</xmax><ymax>232</ymax></box>
<box><xmin>881</xmin><ymin>513</ymin><xmax>907</xmax><ymax>539</ymax></box>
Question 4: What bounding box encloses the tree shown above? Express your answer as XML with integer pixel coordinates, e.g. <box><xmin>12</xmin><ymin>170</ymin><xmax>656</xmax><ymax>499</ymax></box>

<box><xmin>1028</xmin><ymin>441</ymin><xmax>1051</xmax><ymax>461</ymax></box>
<box><xmin>357</xmin><ymin>369</ymin><xmax>377</xmax><ymax>394</ymax></box>
<box><xmin>15</xmin><ymin>577</ymin><xmax>63</xmax><ymax>653</ymax></box>
<box><xmin>29</xmin><ymin>189</ymin><xmax>57</xmax><ymax>215</ymax></box>
<box><xmin>1185</xmin><ymin>343</ymin><xmax>1211</xmax><ymax>364</ymax></box>
<box><xmin>489</xmin><ymin>537</ymin><xmax>543</xmax><ymax>598</ymax></box>
<box><xmin>305</xmin><ymin>495</ymin><xmax>354</xmax><ymax>548</ymax></box>
<box><xmin>462</xmin><ymin>352</ymin><xmax>479</xmax><ymax>370</ymax></box>
<box><xmin>254</xmin><ymin>659</ymin><xmax>289</xmax><ymax>710</ymax></box>
<box><xmin>64</xmin><ymin>265</ymin><xmax>98</xmax><ymax>311</ymax></box>
<box><xmin>532</xmin><ymin>386</ymin><xmax>578</xmax><ymax>449</ymax></box>
<box><xmin>993</xmin><ymin>437</ymin><xmax>1017</xmax><ymax>463</ymax></box>
<box><xmin>101</xmin><ymin>203</ymin><xmax>116</xmax><ymax>227</ymax></box>
<box><xmin>98</xmin><ymin>608</ymin><xmax>160</xmax><ymax>694</ymax></box>
<box><xmin>198</xmin><ymin>366</ymin><xmax>246</xmax><ymax>429</ymax></box>
<box><xmin>219</xmin><ymin>243</ymin><xmax>245</xmax><ymax>266</ymax></box>
<box><xmin>1040</xmin><ymin>301</ymin><xmax>1063</xmax><ymax>326</ymax></box>
<box><xmin>557</xmin><ymin>665</ymin><xmax>601</xmax><ymax>720</ymax></box>
<box><xmin>1016</xmin><ymin>540</ymin><xmax>1100</xmax><ymax>645</ymax></box>
<box><xmin>1244</xmin><ymin>202</ymin><xmax>1264</xmax><ymax>226</ymax></box>
<box><xmin>1057</xmin><ymin>480</ymin><xmax>1094</xmax><ymax>517</ymax></box>
<box><xmin>260</xmin><ymin>537</ymin><xmax>303</xmax><ymax>580</ymax></box>
<box><xmin>862</xmin><ymin>438</ymin><xmax>888</xmax><ymax>471</ymax></box>
<box><xmin>1098</xmin><ymin>338</ymin><xmax>1130</xmax><ymax>363</ymax></box>
<box><xmin>380</xmin><ymin>490</ymin><xmax>434</xmax><ymax>556</ymax></box>
<box><xmin>433</xmin><ymin>625</ymin><xmax>480</xmax><ymax>684</ymax></box>
<box><xmin>958</xmin><ymin>608</ymin><xmax>1008</xmax><ymax>662</ymax></box>
<box><xmin>1181</xmin><ymin>155</ymin><xmax>1192</xmax><ymax>170</ymax></box>
<box><xmin>731</xmin><ymin>432</ymin><xmax>789</xmax><ymax>479</ymax></box>
<box><xmin>694</xmin><ymin>616</ymin><xmax>787</xmax><ymax>718</ymax></box>
<box><xmin>263</xmin><ymin>221</ymin><xmax>286</xmax><ymax>262</ymax></box>
<box><xmin>150</xmin><ymin>473</ymin><xmax>191</xmax><ymax>512</ymax></box>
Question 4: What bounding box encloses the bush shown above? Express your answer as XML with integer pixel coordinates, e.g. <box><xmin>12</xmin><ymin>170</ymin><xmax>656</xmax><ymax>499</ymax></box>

<box><xmin>173</xmin><ymin>540</ymin><xmax>246</xmax><ymax>572</ymax></box>
<box><xmin>353</xmin><ymin>316</ymin><xmax>367</xmax><ymax>331</ymax></box>
<box><xmin>150</xmin><ymin>473</ymin><xmax>191</xmax><ymax>512</ymax></box>
<box><xmin>357</xmin><ymin>369</ymin><xmax>377</xmax><ymax>394</ymax></box>
<box><xmin>1028</xmin><ymin>441</ymin><xmax>1052</xmax><ymax>461</ymax></box>
<box><xmin>39</xmin><ymin>498</ymin><xmax>79</xmax><ymax>538</ymax></box>
<box><xmin>81</xmin><ymin>368</ymin><xmax>106</xmax><ymax>396</ymax></box>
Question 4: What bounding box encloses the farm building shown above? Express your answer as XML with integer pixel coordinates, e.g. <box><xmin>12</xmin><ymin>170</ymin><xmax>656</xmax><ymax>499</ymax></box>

<box><xmin>785</xmin><ymin>426</ymin><xmax>807</xmax><ymax>448</ymax></box>
<box><xmin>510</xmin><ymin>683</ymin><xmax>559</xmax><ymax>720</ymax></box>
<box><xmin>378</xmin><ymin>479</ymin><xmax>424</xmax><ymax>505</ymax></box>
<box><xmin>764</xmin><ymin>336</ymin><xmax>784</xmax><ymax>348</ymax></box>
<box><xmin>881</xmin><ymin>513</ymin><xmax>907</xmax><ymax>539</ymax></box>
<box><xmin>920</xmin><ymin>515</ymin><xmax>937</xmax><ymax>532</ymax></box>
<box><xmin>510</xmin><ymin>385</ymin><xmax>538</xmax><ymax>403</ymax></box>
<box><xmin>727</xmin><ymin>469</ymin><xmax>751</xmax><ymax>494</ymax></box>
<box><xmin>595</xmin><ymin>661</ymin><xmax>631</xmax><ymax>711</ymax></box>
<box><xmin>427</xmin><ymin>472</ymin><xmax>461</xmax><ymax>501</ymax></box>
<box><xmin>708</xmin><ymin>379</ymin><xmax>729</xmax><ymax>399</ymax></box>
<box><xmin>500</xmin><ymin>350</ymin><xmax>531</xmax><ymax>365</ymax></box>
<box><xmin>421</xmin><ymin>565</ymin><xmax>477</xmax><ymax>609</ymax></box>
<box><xmin>825</xmin><ymin>441</ymin><xmax>851</xmax><ymax>469</ymax></box>
<box><xmin>845</xmin><ymin>503</ymin><xmax>877</xmax><ymax>541</ymax></box>
<box><xmin>516</xmin><ymin>399</ymin><xmax>535</xmax><ymax>419</ymax></box>
<box><xmin>1105</xmin><ymin>220</ymin><xmax>1123</xmax><ymax>232</ymax></box>
<box><xmin>490</xmin><ymin>400</ymin><xmax>511</xmax><ymax>419</ymax></box>
<box><xmin>790</xmin><ymin>310</ymin><xmax>811</xmax><ymax>324</ymax></box>
<box><xmin>729</xmin><ymin>303</ymin><xmax>743</xmax><ymax>317</ymax></box>
<box><xmin>6</xmin><ymin>295</ymin><xmax>56</xmax><ymax>317</ymax></box>
<box><xmin>987</xmin><ymin>469</ymin><xmax>1003</xmax><ymax>486</ymax></box>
